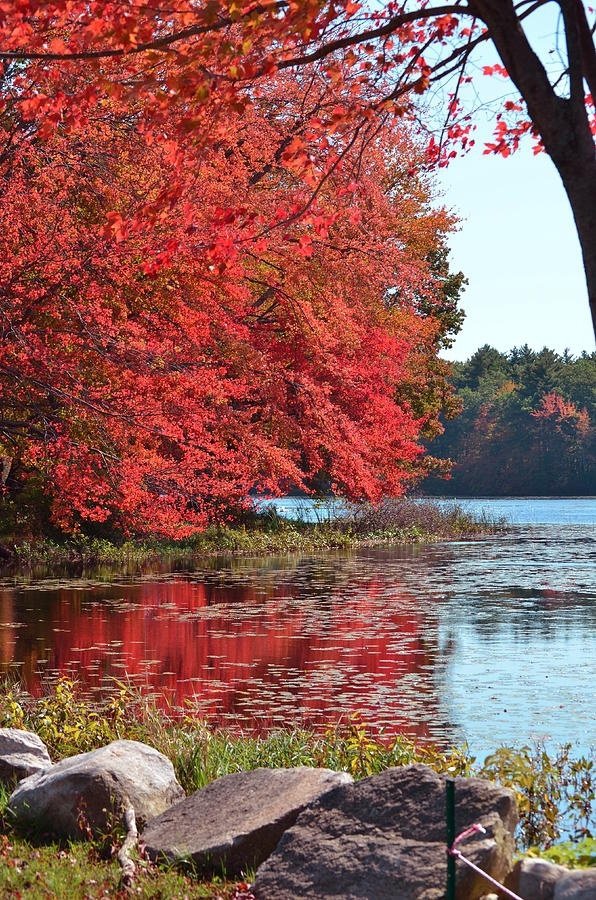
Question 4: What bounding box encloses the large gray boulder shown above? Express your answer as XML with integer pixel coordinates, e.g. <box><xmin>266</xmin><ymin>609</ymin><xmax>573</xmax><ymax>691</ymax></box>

<box><xmin>253</xmin><ymin>764</ymin><xmax>518</xmax><ymax>900</ymax></box>
<box><xmin>0</xmin><ymin>728</ymin><xmax>52</xmax><ymax>783</ymax></box>
<box><xmin>9</xmin><ymin>739</ymin><xmax>184</xmax><ymax>838</ymax></box>
<box><xmin>554</xmin><ymin>869</ymin><xmax>596</xmax><ymax>900</ymax></box>
<box><xmin>142</xmin><ymin>766</ymin><xmax>352</xmax><ymax>877</ymax></box>
<box><xmin>509</xmin><ymin>857</ymin><xmax>569</xmax><ymax>900</ymax></box>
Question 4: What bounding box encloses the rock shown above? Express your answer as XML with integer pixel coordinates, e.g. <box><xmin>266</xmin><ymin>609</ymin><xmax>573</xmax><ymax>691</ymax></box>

<box><xmin>142</xmin><ymin>766</ymin><xmax>352</xmax><ymax>877</ymax></box>
<box><xmin>252</xmin><ymin>764</ymin><xmax>518</xmax><ymax>900</ymax></box>
<box><xmin>509</xmin><ymin>857</ymin><xmax>569</xmax><ymax>900</ymax></box>
<box><xmin>0</xmin><ymin>728</ymin><xmax>52</xmax><ymax>783</ymax></box>
<box><xmin>9</xmin><ymin>739</ymin><xmax>184</xmax><ymax>838</ymax></box>
<box><xmin>554</xmin><ymin>869</ymin><xmax>596</xmax><ymax>900</ymax></box>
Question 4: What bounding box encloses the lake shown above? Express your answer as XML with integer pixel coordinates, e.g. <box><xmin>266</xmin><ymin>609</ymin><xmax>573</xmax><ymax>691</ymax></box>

<box><xmin>258</xmin><ymin>494</ymin><xmax>596</xmax><ymax>526</ymax></box>
<box><xmin>1</xmin><ymin>497</ymin><xmax>594</xmax><ymax>761</ymax></box>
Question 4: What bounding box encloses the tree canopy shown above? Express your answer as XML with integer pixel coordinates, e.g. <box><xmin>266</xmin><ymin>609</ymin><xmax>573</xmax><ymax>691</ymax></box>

<box><xmin>0</xmin><ymin>54</ymin><xmax>464</xmax><ymax>535</ymax></box>
<box><xmin>1</xmin><ymin>1</ymin><xmax>594</xmax><ymax>330</ymax></box>
<box><xmin>2</xmin><ymin>1</ymin><xmax>593</xmax><ymax>534</ymax></box>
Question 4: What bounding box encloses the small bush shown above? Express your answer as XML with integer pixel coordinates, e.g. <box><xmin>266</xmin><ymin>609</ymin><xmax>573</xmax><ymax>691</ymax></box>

<box><xmin>481</xmin><ymin>744</ymin><xmax>594</xmax><ymax>848</ymax></box>
<box><xmin>346</xmin><ymin>498</ymin><xmax>503</xmax><ymax>540</ymax></box>
<box><xmin>525</xmin><ymin>836</ymin><xmax>596</xmax><ymax>869</ymax></box>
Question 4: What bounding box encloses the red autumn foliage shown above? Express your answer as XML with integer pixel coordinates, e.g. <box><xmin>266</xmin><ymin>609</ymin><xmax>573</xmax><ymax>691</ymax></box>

<box><xmin>0</xmin><ymin>58</ymin><xmax>461</xmax><ymax>535</ymax></box>
<box><xmin>2</xmin><ymin>1</ymin><xmax>593</xmax><ymax>337</ymax></box>
<box><xmin>531</xmin><ymin>391</ymin><xmax>590</xmax><ymax>436</ymax></box>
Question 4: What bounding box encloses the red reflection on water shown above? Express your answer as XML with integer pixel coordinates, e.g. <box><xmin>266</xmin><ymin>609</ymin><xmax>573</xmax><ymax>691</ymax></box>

<box><xmin>0</xmin><ymin>572</ymin><xmax>441</xmax><ymax>739</ymax></box>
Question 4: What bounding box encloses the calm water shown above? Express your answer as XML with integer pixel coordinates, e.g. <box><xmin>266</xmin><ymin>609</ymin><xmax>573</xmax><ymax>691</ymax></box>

<box><xmin>259</xmin><ymin>494</ymin><xmax>596</xmax><ymax>526</ymax></box>
<box><xmin>1</xmin><ymin>498</ymin><xmax>594</xmax><ymax>760</ymax></box>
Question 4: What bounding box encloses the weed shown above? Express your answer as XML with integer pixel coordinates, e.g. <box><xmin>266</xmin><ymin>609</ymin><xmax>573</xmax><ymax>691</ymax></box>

<box><xmin>2</xmin><ymin>500</ymin><xmax>496</xmax><ymax>573</ymax></box>
<box><xmin>347</xmin><ymin>498</ymin><xmax>504</xmax><ymax>540</ymax></box>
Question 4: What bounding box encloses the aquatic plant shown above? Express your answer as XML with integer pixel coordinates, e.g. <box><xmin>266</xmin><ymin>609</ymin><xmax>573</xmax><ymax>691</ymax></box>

<box><xmin>346</xmin><ymin>498</ymin><xmax>504</xmax><ymax>541</ymax></box>
<box><xmin>2</xmin><ymin>499</ymin><xmax>496</xmax><ymax>573</ymax></box>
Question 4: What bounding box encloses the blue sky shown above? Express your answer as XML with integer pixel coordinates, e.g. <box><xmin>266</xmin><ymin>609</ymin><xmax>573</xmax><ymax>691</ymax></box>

<box><xmin>437</xmin><ymin>144</ymin><xmax>595</xmax><ymax>361</ymax></box>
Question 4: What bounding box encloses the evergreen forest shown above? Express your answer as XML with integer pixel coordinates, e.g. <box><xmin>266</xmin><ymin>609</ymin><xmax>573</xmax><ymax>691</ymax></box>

<box><xmin>424</xmin><ymin>346</ymin><xmax>596</xmax><ymax>496</ymax></box>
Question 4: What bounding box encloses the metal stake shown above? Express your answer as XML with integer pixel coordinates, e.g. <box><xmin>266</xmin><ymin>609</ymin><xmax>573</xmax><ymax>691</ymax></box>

<box><xmin>446</xmin><ymin>778</ymin><xmax>456</xmax><ymax>900</ymax></box>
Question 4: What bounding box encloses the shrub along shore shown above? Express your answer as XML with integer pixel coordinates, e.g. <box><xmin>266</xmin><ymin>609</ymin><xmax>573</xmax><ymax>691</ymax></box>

<box><xmin>0</xmin><ymin>681</ymin><xmax>594</xmax><ymax>898</ymax></box>
<box><xmin>0</xmin><ymin>499</ymin><xmax>502</xmax><ymax>572</ymax></box>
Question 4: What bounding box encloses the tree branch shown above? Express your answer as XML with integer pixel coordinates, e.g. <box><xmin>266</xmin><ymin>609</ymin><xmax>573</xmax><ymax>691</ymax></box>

<box><xmin>573</xmin><ymin>0</ymin><xmax>596</xmax><ymax>101</ymax></box>
<box><xmin>0</xmin><ymin>3</ymin><xmax>285</xmax><ymax>61</ymax></box>
<box><xmin>277</xmin><ymin>5</ymin><xmax>471</xmax><ymax>72</ymax></box>
<box><xmin>560</xmin><ymin>0</ymin><xmax>588</xmax><ymax>109</ymax></box>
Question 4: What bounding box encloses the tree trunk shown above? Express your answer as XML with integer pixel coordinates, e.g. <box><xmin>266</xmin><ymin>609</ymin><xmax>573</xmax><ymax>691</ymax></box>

<box><xmin>556</xmin><ymin>158</ymin><xmax>596</xmax><ymax>337</ymax></box>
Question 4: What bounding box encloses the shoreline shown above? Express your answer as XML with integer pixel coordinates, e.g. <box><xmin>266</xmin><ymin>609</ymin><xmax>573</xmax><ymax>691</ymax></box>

<box><xmin>0</xmin><ymin>500</ymin><xmax>503</xmax><ymax>576</ymax></box>
<box><xmin>1</xmin><ymin>681</ymin><xmax>593</xmax><ymax>844</ymax></box>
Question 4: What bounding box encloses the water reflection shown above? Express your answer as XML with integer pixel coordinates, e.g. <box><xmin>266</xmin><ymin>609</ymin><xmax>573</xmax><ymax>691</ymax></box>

<box><xmin>0</xmin><ymin>548</ymin><xmax>451</xmax><ymax>742</ymax></box>
<box><xmin>1</xmin><ymin>526</ymin><xmax>595</xmax><ymax>758</ymax></box>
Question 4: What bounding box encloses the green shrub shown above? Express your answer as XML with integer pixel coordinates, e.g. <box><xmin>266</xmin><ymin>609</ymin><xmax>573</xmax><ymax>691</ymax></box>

<box><xmin>481</xmin><ymin>744</ymin><xmax>594</xmax><ymax>848</ymax></box>
<box><xmin>526</xmin><ymin>836</ymin><xmax>596</xmax><ymax>869</ymax></box>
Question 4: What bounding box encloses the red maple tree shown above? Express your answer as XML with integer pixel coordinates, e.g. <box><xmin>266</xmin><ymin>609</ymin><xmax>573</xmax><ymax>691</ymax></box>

<box><xmin>1</xmin><ymin>58</ymin><xmax>460</xmax><ymax>535</ymax></box>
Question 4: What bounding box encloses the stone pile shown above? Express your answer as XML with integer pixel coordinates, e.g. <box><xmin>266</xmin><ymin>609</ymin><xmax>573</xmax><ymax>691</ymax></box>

<box><xmin>508</xmin><ymin>857</ymin><xmax>596</xmax><ymax>900</ymax></box>
<box><xmin>252</xmin><ymin>764</ymin><xmax>517</xmax><ymax>900</ymax></box>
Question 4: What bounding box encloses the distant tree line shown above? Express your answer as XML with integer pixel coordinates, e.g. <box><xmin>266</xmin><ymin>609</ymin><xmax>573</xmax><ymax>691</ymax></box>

<box><xmin>423</xmin><ymin>346</ymin><xmax>596</xmax><ymax>496</ymax></box>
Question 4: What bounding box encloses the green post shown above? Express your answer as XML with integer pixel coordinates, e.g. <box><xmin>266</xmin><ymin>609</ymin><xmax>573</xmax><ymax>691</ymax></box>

<box><xmin>446</xmin><ymin>778</ymin><xmax>456</xmax><ymax>900</ymax></box>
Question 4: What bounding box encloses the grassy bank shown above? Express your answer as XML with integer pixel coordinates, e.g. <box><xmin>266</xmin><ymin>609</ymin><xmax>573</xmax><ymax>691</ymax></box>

<box><xmin>1</xmin><ymin>499</ymin><xmax>503</xmax><ymax>571</ymax></box>
<box><xmin>0</xmin><ymin>681</ymin><xmax>593</xmax><ymax>899</ymax></box>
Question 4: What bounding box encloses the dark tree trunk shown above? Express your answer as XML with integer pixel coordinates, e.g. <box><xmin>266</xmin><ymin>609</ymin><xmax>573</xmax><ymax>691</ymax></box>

<box><xmin>557</xmin><ymin>158</ymin><xmax>596</xmax><ymax>336</ymax></box>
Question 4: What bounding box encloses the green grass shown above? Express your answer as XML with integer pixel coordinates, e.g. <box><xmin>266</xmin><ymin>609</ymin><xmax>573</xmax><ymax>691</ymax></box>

<box><xmin>0</xmin><ymin>682</ymin><xmax>476</xmax><ymax>898</ymax></box>
<box><xmin>3</xmin><ymin>520</ymin><xmax>351</xmax><ymax>570</ymax></box>
<box><xmin>0</xmin><ymin>680</ymin><xmax>474</xmax><ymax>789</ymax></box>
<box><xmin>1</xmin><ymin>681</ymin><xmax>593</xmax><ymax>850</ymax></box>
<box><xmin>0</xmin><ymin>835</ymin><xmax>250</xmax><ymax>898</ymax></box>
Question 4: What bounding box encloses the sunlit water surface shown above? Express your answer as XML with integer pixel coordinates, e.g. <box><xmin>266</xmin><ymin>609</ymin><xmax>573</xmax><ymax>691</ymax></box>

<box><xmin>1</xmin><ymin>498</ymin><xmax>594</xmax><ymax>761</ymax></box>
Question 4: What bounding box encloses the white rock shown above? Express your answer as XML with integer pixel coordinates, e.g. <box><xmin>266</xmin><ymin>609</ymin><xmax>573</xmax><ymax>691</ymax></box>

<box><xmin>9</xmin><ymin>739</ymin><xmax>184</xmax><ymax>838</ymax></box>
<box><xmin>0</xmin><ymin>728</ymin><xmax>52</xmax><ymax>783</ymax></box>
